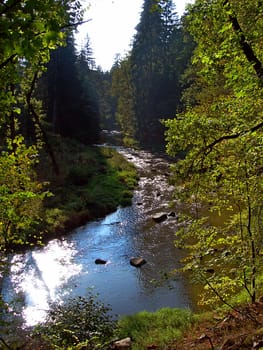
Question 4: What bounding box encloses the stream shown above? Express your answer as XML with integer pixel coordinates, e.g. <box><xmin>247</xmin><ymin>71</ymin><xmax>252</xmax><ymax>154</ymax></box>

<box><xmin>2</xmin><ymin>147</ymin><xmax>194</xmax><ymax>327</ymax></box>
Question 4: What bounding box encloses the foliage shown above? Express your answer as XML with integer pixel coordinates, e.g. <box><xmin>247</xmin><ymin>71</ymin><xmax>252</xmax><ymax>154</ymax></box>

<box><xmin>35</xmin><ymin>295</ymin><xmax>116</xmax><ymax>350</ymax></box>
<box><xmin>0</xmin><ymin>0</ymin><xmax>84</xmax><ymax>246</ymax></box>
<box><xmin>111</xmin><ymin>56</ymin><xmax>138</xmax><ymax>147</ymax></box>
<box><xmin>0</xmin><ymin>136</ymin><xmax>50</xmax><ymax>247</ymax></box>
<box><xmin>117</xmin><ymin>307</ymin><xmax>193</xmax><ymax>350</ymax></box>
<box><xmin>41</xmin><ymin>139</ymin><xmax>138</xmax><ymax>234</ymax></box>
<box><xmin>164</xmin><ymin>0</ymin><xmax>263</xmax><ymax>306</ymax></box>
<box><xmin>0</xmin><ymin>0</ymin><xmax>83</xmax><ymax>138</ymax></box>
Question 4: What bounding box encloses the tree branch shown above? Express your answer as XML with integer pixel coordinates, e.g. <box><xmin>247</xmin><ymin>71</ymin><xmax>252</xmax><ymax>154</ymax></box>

<box><xmin>204</xmin><ymin>120</ymin><xmax>263</xmax><ymax>155</ymax></box>
<box><xmin>61</xmin><ymin>18</ymin><xmax>92</xmax><ymax>30</ymax></box>
<box><xmin>0</xmin><ymin>54</ymin><xmax>17</xmax><ymax>70</ymax></box>
<box><xmin>0</xmin><ymin>337</ymin><xmax>12</xmax><ymax>350</ymax></box>
<box><xmin>223</xmin><ymin>0</ymin><xmax>263</xmax><ymax>79</ymax></box>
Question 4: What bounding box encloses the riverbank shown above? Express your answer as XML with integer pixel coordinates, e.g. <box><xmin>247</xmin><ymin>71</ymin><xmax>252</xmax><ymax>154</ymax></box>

<box><xmin>114</xmin><ymin>299</ymin><xmax>263</xmax><ymax>349</ymax></box>
<box><xmin>39</xmin><ymin>137</ymin><xmax>139</xmax><ymax>244</ymax></box>
<box><xmin>2</xmin><ymin>142</ymin><xmax>262</xmax><ymax>350</ymax></box>
<box><xmin>5</xmin><ymin>297</ymin><xmax>263</xmax><ymax>349</ymax></box>
<box><xmin>5</xmin><ymin>137</ymin><xmax>138</xmax><ymax>251</ymax></box>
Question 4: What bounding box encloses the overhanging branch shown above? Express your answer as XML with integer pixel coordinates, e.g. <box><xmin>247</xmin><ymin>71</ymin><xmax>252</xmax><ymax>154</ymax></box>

<box><xmin>0</xmin><ymin>18</ymin><xmax>91</xmax><ymax>70</ymax></box>
<box><xmin>204</xmin><ymin>120</ymin><xmax>263</xmax><ymax>154</ymax></box>
<box><xmin>61</xmin><ymin>18</ymin><xmax>92</xmax><ymax>30</ymax></box>
<box><xmin>223</xmin><ymin>0</ymin><xmax>263</xmax><ymax>79</ymax></box>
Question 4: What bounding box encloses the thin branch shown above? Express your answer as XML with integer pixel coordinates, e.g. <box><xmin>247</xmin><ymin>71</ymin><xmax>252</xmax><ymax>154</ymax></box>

<box><xmin>61</xmin><ymin>18</ymin><xmax>92</xmax><ymax>30</ymax></box>
<box><xmin>223</xmin><ymin>0</ymin><xmax>263</xmax><ymax>79</ymax></box>
<box><xmin>0</xmin><ymin>54</ymin><xmax>17</xmax><ymax>70</ymax></box>
<box><xmin>204</xmin><ymin>120</ymin><xmax>263</xmax><ymax>155</ymax></box>
<box><xmin>0</xmin><ymin>337</ymin><xmax>12</xmax><ymax>350</ymax></box>
<box><xmin>204</xmin><ymin>277</ymin><xmax>237</xmax><ymax>310</ymax></box>
<box><xmin>205</xmin><ymin>277</ymin><xmax>259</xmax><ymax>324</ymax></box>
<box><xmin>241</xmin><ymin>269</ymin><xmax>253</xmax><ymax>300</ymax></box>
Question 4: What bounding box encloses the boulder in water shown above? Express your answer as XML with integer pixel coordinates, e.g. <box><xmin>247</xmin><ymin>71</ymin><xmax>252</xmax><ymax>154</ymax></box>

<box><xmin>95</xmin><ymin>258</ymin><xmax>107</xmax><ymax>265</ymax></box>
<box><xmin>130</xmin><ymin>257</ymin><xmax>147</xmax><ymax>267</ymax></box>
<box><xmin>152</xmin><ymin>212</ymin><xmax>167</xmax><ymax>223</ymax></box>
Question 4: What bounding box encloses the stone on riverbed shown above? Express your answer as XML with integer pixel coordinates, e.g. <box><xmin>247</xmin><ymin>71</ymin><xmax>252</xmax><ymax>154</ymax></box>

<box><xmin>95</xmin><ymin>258</ymin><xmax>107</xmax><ymax>264</ymax></box>
<box><xmin>130</xmin><ymin>257</ymin><xmax>147</xmax><ymax>267</ymax></box>
<box><xmin>152</xmin><ymin>212</ymin><xmax>167</xmax><ymax>223</ymax></box>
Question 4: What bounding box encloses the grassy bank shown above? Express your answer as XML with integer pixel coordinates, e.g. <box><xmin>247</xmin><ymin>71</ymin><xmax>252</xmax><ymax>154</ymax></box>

<box><xmin>114</xmin><ymin>299</ymin><xmax>263</xmax><ymax>349</ymax></box>
<box><xmin>7</xmin><ymin>296</ymin><xmax>263</xmax><ymax>349</ymax></box>
<box><xmin>116</xmin><ymin>307</ymin><xmax>195</xmax><ymax>349</ymax></box>
<box><xmin>38</xmin><ymin>137</ymin><xmax>139</xmax><ymax>242</ymax></box>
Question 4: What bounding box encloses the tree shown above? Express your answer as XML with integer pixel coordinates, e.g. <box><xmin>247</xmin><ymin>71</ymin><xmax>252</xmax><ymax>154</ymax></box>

<box><xmin>164</xmin><ymin>0</ymin><xmax>263</xmax><ymax>306</ymax></box>
<box><xmin>111</xmin><ymin>56</ymin><xmax>138</xmax><ymax>146</ymax></box>
<box><xmin>95</xmin><ymin>69</ymin><xmax>117</xmax><ymax>130</ymax></box>
<box><xmin>0</xmin><ymin>0</ymin><xmax>83</xmax><ymax>139</ymax></box>
<box><xmin>0</xmin><ymin>0</ymin><xmax>84</xmax><ymax>246</ymax></box>
<box><xmin>130</xmin><ymin>0</ymin><xmax>170</xmax><ymax>147</ymax></box>
<box><xmin>130</xmin><ymin>0</ymin><xmax>193</xmax><ymax>149</ymax></box>
<box><xmin>46</xmin><ymin>34</ymin><xmax>100</xmax><ymax>144</ymax></box>
<box><xmin>0</xmin><ymin>136</ymin><xmax>50</xmax><ymax>247</ymax></box>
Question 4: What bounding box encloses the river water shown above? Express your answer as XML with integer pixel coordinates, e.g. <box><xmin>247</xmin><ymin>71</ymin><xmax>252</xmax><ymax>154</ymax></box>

<box><xmin>2</xmin><ymin>147</ymin><xmax>194</xmax><ymax>326</ymax></box>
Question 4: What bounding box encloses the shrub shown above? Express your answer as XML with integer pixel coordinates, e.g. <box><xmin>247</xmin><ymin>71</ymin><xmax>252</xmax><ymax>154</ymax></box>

<box><xmin>36</xmin><ymin>295</ymin><xmax>116</xmax><ymax>349</ymax></box>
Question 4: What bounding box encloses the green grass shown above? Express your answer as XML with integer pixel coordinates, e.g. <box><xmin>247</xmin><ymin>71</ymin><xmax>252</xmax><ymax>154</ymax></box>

<box><xmin>37</xmin><ymin>137</ymin><xmax>138</xmax><ymax>239</ymax></box>
<box><xmin>116</xmin><ymin>308</ymin><xmax>194</xmax><ymax>349</ymax></box>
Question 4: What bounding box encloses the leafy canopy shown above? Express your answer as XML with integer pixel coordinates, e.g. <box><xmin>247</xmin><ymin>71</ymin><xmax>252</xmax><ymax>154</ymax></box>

<box><xmin>0</xmin><ymin>0</ymin><xmax>84</xmax><ymax>248</ymax></box>
<box><xmin>164</xmin><ymin>0</ymin><xmax>263</xmax><ymax>306</ymax></box>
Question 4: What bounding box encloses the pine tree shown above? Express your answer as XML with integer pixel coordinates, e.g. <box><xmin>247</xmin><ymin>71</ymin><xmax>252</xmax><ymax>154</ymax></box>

<box><xmin>130</xmin><ymin>0</ymin><xmax>188</xmax><ymax>149</ymax></box>
<box><xmin>46</xmin><ymin>34</ymin><xmax>100</xmax><ymax>144</ymax></box>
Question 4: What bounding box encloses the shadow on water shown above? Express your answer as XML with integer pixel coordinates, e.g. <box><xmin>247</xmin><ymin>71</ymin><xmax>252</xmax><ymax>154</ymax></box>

<box><xmin>2</xmin><ymin>146</ymin><xmax>195</xmax><ymax>326</ymax></box>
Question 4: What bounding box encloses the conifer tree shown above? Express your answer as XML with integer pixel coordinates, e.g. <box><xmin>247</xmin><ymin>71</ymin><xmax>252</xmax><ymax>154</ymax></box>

<box><xmin>47</xmin><ymin>34</ymin><xmax>100</xmax><ymax>144</ymax></box>
<box><xmin>130</xmin><ymin>0</ymin><xmax>191</xmax><ymax>149</ymax></box>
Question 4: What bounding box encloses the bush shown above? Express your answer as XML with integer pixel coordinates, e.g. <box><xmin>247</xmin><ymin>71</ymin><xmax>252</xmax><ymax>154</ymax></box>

<box><xmin>36</xmin><ymin>295</ymin><xmax>116</xmax><ymax>349</ymax></box>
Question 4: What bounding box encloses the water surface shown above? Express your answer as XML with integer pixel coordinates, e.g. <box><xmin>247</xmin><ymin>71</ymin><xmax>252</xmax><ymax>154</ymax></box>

<box><xmin>2</xmin><ymin>147</ymin><xmax>193</xmax><ymax>326</ymax></box>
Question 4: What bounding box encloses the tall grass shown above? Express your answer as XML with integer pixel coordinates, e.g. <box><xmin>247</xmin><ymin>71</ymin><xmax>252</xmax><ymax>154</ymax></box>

<box><xmin>116</xmin><ymin>308</ymin><xmax>194</xmax><ymax>349</ymax></box>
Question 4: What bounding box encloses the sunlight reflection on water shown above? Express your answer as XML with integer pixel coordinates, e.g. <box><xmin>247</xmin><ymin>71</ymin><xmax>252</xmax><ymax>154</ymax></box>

<box><xmin>6</xmin><ymin>239</ymin><xmax>82</xmax><ymax>326</ymax></box>
<box><xmin>3</xmin><ymin>147</ymin><xmax>194</xmax><ymax>327</ymax></box>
